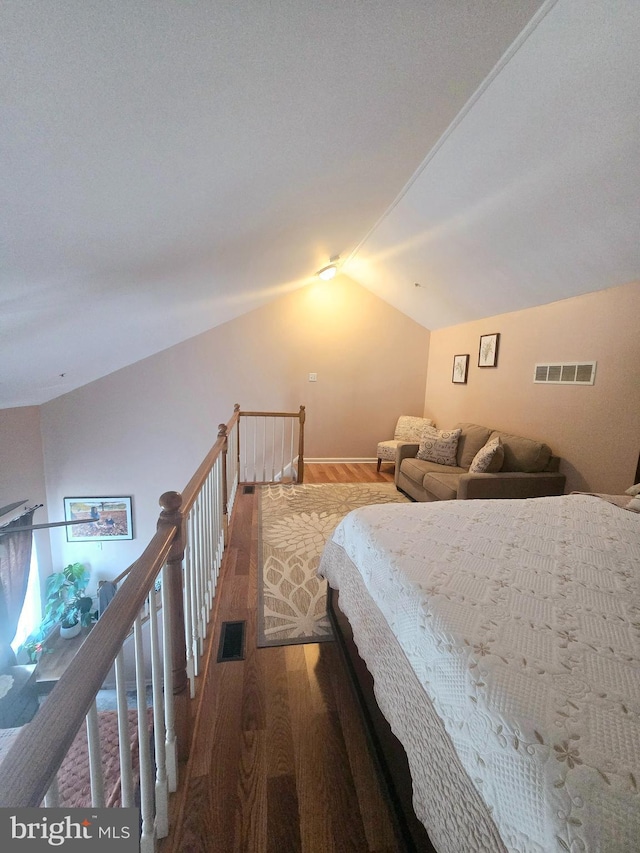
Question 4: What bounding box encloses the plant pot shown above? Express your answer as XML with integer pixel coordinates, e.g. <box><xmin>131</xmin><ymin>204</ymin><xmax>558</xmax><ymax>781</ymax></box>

<box><xmin>60</xmin><ymin>621</ymin><xmax>81</xmax><ymax>640</ymax></box>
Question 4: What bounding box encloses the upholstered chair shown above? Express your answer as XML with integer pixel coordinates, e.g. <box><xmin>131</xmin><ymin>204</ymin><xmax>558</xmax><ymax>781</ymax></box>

<box><xmin>377</xmin><ymin>416</ymin><xmax>434</xmax><ymax>471</ymax></box>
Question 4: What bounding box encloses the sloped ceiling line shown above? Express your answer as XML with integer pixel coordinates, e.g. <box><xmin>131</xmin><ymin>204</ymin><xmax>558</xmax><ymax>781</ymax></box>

<box><xmin>345</xmin><ymin>0</ymin><xmax>559</xmax><ymax>269</ymax></box>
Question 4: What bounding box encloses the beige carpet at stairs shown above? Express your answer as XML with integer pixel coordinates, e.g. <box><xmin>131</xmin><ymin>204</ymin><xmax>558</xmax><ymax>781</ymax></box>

<box><xmin>257</xmin><ymin>482</ymin><xmax>410</xmax><ymax>647</ymax></box>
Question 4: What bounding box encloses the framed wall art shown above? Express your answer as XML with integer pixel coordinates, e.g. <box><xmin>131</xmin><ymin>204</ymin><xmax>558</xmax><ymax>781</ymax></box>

<box><xmin>63</xmin><ymin>496</ymin><xmax>134</xmax><ymax>542</ymax></box>
<box><xmin>452</xmin><ymin>354</ymin><xmax>469</xmax><ymax>384</ymax></box>
<box><xmin>478</xmin><ymin>333</ymin><xmax>500</xmax><ymax>367</ymax></box>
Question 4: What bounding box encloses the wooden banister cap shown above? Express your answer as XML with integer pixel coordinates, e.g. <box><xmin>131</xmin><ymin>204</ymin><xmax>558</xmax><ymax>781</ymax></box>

<box><xmin>159</xmin><ymin>491</ymin><xmax>183</xmax><ymax>512</ymax></box>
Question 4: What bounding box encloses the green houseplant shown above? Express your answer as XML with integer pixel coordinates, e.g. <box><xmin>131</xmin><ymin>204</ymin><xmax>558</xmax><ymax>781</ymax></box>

<box><xmin>44</xmin><ymin>562</ymin><xmax>93</xmax><ymax>639</ymax></box>
<box><xmin>19</xmin><ymin>562</ymin><xmax>94</xmax><ymax>661</ymax></box>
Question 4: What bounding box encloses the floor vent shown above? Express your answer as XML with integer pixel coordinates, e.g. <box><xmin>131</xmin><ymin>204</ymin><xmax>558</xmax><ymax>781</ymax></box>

<box><xmin>533</xmin><ymin>361</ymin><xmax>596</xmax><ymax>385</ymax></box>
<box><xmin>217</xmin><ymin>621</ymin><xmax>246</xmax><ymax>662</ymax></box>
<box><xmin>243</xmin><ymin>485</ymin><xmax>255</xmax><ymax>494</ymax></box>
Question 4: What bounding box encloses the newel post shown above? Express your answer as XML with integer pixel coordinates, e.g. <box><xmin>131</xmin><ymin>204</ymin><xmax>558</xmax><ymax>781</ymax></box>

<box><xmin>158</xmin><ymin>490</ymin><xmax>190</xmax><ymax>762</ymax></box>
<box><xmin>297</xmin><ymin>404</ymin><xmax>306</xmax><ymax>484</ymax></box>
<box><xmin>218</xmin><ymin>422</ymin><xmax>229</xmax><ymax>543</ymax></box>
<box><xmin>234</xmin><ymin>402</ymin><xmax>241</xmax><ymax>480</ymax></box>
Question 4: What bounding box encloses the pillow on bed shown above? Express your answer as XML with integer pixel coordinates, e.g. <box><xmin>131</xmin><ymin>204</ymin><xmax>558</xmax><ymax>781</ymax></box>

<box><xmin>625</xmin><ymin>482</ymin><xmax>640</xmax><ymax>496</ymax></box>
<box><xmin>416</xmin><ymin>426</ymin><xmax>462</xmax><ymax>467</ymax></box>
<box><xmin>469</xmin><ymin>437</ymin><xmax>504</xmax><ymax>474</ymax></box>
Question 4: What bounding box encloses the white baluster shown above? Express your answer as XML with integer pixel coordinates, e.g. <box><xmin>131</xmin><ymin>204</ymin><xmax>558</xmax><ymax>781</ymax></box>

<box><xmin>115</xmin><ymin>650</ymin><xmax>135</xmax><ymax>807</ymax></box>
<box><xmin>161</xmin><ymin>563</ymin><xmax>178</xmax><ymax>792</ymax></box>
<box><xmin>205</xmin><ymin>472</ymin><xmax>213</xmax><ymax>612</ymax></box>
<box><xmin>290</xmin><ymin>419</ymin><xmax>295</xmax><ymax>480</ymax></box>
<box><xmin>270</xmin><ymin>416</ymin><xmax>275</xmax><ymax>481</ymax></box>
<box><xmin>216</xmin><ymin>462</ymin><xmax>224</xmax><ymax>576</ymax></box>
<box><xmin>197</xmin><ymin>497</ymin><xmax>207</xmax><ymax>656</ymax></box>
<box><xmin>86</xmin><ymin>701</ymin><xmax>105</xmax><ymax>807</ymax></box>
<box><xmin>183</xmin><ymin>527</ymin><xmax>196</xmax><ymax>692</ymax></box>
<box><xmin>193</xmin><ymin>499</ymin><xmax>204</xmax><ymax>661</ymax></box>
<box><xmin>134</xmin><ymin>615</ymin><xmax>156</xmax><ymax>853</ymax></box>
<box><xmin>44</xmin><ymin>775</ymin><xmax>59</xmax><ymax>807</ymax></box>
<box><xmin>280</xmin><ymin>417</ymin><xmax>285</xmax><ymax>482</ymax></box>
<box><xmin>149</xmin><ymin>585</ymin><xmax>168</xmax><ymax>838</ymax></box>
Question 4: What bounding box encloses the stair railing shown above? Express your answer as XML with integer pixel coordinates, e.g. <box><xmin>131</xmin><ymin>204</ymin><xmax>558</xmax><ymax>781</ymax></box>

<box><xmin>238</xmin><ymin>404</ymin><xmax>305</xmax><ymax>484</ymax></box>
<box><xmin>0</xmin><ymin>406</ymin><xmax>241</xmax><ymax>852</ymax></box>
<box><xmin>0</xmin><ymin>402</ymin><xmax>299</xmax><ymax>851</ymax></box>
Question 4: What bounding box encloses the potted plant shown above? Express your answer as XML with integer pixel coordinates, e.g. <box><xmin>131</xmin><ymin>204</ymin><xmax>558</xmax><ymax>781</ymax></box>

<box><xmin>44</xmin><ymin>562</ymin><xmax>94</xmax><ymax>639</ymax></box>
<box><xmin>19</xmin><ymin>633</ymin><xmax>46</xmax><ymax>663</ymax></box>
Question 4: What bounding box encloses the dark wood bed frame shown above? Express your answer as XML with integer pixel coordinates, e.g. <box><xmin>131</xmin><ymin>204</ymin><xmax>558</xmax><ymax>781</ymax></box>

<box><xmin>327</xmin><ymin>585</ymin><xmax>437</xmax><ymax>853</ymax></box>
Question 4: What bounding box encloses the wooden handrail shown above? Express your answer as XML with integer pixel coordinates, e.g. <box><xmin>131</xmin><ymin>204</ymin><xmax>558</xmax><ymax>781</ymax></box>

<box><xmin>181</xmin><ymin>408</ymin><xmax>239</xmax><ymax>516</ymax></box>
<box><xmin>239</xmin><ymin>409</ymin><xmax>303</xmax><ymax>418</ymax></box>
<box><xmin>0</xmin><ymin>524</ymin><xmax>176</xmax><ymax>807</ymax></box>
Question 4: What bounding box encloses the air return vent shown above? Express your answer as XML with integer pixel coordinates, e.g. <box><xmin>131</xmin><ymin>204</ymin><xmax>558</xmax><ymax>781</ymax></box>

<box><xmin>217</xmin><ymin>621</ymin><xmax>246</xmax><ymax>662</ymax></box>
<box><xmin>533</xmin><ymin>361</ymin><xmax>596</xmax><ymax>385</ymax></box>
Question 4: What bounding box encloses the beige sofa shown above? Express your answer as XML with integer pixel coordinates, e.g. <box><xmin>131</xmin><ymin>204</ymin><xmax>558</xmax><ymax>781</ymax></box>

<box><xmin>395</xmin><ymin>422</ymin><xmax>566</xmax><ymax>502</ymax></box>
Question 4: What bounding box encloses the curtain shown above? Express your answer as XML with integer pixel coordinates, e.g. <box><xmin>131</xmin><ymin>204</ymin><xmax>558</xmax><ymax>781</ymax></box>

<box><xmin>0</xmin><ymin>509</ymin><xmax>36</xmax><ymax>662</ymax></box>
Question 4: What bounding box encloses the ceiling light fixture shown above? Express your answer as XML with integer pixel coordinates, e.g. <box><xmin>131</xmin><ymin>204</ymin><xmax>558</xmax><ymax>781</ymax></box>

<box><xmin>317</xmin><ymin>264</ymin><xmax>338</xmax><ymax>281</ymax></box>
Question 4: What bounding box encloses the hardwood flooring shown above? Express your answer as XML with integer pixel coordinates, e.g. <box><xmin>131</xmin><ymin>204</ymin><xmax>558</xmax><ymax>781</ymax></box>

<box><xmin>161</xmin><ymin>463</ymin><xmax>401</xmax><ymax>853</ymax></box>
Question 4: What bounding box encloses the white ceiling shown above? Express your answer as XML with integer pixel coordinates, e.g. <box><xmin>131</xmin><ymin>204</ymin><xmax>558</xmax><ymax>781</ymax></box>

<box><xmin>2</xmin><ymin>1</ymin><xmax>639</xmax><ymax>407</ymax></box>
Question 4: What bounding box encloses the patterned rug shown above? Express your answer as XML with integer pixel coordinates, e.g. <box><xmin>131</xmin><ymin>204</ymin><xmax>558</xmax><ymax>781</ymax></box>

<box><xmin>257</xmin><ymin>482</ymin><xmax>410</xmax><ymax>647</ymax></box>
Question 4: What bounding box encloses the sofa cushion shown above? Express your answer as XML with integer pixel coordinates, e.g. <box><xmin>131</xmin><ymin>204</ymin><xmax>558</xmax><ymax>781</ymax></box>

<box><xmin>417</xmin><ymin>426</ymin><xmax>462</xmax><ymax>467</ymax></box>
<box><xmin>400</xmin><ymin>457</ymin><xmax>465</xmax><ymax>488</ymax></box>
<box><xmin>489</xmin><ymin>430</ymin><xmax>552</xmax><ymax>473</ymax></box>
<box><xmin>469</xmin><ymin>437</ymin><xmax>504</xmax><ymax>474</ymax></box>
<box><xmin>453</xmin><ymin>423</ymin><xmax>492</xmax><ymax>469</ymax></box>
<box><xmin>422</xmin><ymin>471</ymin><xmax>461</xmax><ymax>501</ymax></box>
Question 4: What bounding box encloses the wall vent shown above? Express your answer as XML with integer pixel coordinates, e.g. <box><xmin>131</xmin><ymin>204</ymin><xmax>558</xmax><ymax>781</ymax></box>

<box><xmin>533</xmin><ymin>361</ymin><xmax>596</xmax><ymax>385</ymax></box>
<box><xmin>217</xmin><ymin>621</ymin><xmax>246</xmax><ymax>662</ymax></box>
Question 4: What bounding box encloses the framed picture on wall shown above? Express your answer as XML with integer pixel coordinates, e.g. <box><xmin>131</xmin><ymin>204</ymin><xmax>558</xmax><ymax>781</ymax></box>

<box><xmin>64</xmin><ymin>496</ymin><xmax>134</xmax><ymax>541</ymax></box>
<box><xmin>452</xmin><ymin>354</ymin><xmax>469</xmax><ymax>384</ymax></box>
<box><xmin>478</xmin><ymin>333</ymin><xmax>500</xmax><ymax>367</ymax></box>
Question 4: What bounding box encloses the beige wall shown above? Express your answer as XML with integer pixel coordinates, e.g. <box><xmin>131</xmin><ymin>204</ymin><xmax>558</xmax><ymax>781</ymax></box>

<box><xmin>424</xmin><ymin>281</ymin><xmax>640</xmax><ymax>494</ymax></box>
<box><xmin>40</xmin><ymin>276</ymin><xmax>429</xmax><ymax>581</ymax></box>
<box><xmin>0</xmin><ymin>406</ymin><xmax>53</xmax><ymax>580</ymax></box>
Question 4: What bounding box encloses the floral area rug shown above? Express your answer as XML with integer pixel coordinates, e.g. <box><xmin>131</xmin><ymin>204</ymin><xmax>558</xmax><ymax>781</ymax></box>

<box><xmin>257</xmin><ymin>482</ymin><xmax>410</xmax><ymax>647</ymax></box>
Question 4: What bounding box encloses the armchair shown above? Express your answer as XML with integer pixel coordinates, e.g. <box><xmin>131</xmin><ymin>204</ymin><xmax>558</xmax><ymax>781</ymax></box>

<box><xmin>376</xmin><ymin>415</ymin><xmax>434</xmax><ymax>471</ymax></box>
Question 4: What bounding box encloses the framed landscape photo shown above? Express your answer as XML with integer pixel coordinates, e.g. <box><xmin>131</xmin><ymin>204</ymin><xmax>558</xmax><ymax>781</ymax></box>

<box><xmin>64</xmin><ymin>496</ymin><xmax>134</xmax><ymax>542</ymax></box>
<box><xmin>478</xmin><ymin>333</ymin><xmax>500</xmax><ymax>367</ymax></box>
<box><xmin>452</xmin><ymin>354</ymin><xmax>469</xmax><ymax>384</ymax></box>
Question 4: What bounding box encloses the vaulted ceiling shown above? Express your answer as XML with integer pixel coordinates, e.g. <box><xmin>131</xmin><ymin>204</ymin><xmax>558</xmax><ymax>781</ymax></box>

<box><xmin>2</xmin><ymin>1</ymin><xmax>639</xmax><ymax>407</ymax></box>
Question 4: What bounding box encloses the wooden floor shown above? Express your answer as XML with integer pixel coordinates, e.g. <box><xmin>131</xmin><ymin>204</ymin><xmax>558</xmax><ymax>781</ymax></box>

<box><xmin>161</xmin><ymin>463</ymin><xmax>402</xmax><ymax>853</ymax></box>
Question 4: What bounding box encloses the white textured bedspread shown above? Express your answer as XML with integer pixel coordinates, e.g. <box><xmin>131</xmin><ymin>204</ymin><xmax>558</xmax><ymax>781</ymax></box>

<box><xmin>320</xmin><ymin>494</ymin><xmax>640</xmax><ymax>853</ymax></box>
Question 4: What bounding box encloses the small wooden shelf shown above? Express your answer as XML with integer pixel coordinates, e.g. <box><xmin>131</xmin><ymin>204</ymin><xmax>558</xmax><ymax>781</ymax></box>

<box><xmin>35</xmin><ymin>626</ymin><xmax>93</xmax><ymax>688</ymax></box>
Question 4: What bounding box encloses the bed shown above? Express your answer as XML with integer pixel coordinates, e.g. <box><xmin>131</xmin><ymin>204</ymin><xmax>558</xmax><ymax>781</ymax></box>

<box><xmin>318</xmin><ymin>492</ymin><xmax>640</xmax><ymax>853</ymax></box>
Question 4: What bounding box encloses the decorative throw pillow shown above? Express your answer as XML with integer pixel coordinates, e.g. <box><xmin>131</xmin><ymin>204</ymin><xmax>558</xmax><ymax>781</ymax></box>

<box><xmin>469</xmin><ymin>437</ymin><xmax>504</xmax><ymax>474</ymax></box>
<box><xmin>625</xmin><ymin>482</ymin><xmax>640</xmax><ymax>496</ymax></box>
<box><xmin>416</xmin><ymin>426</ymin><xmax>462</xmax><ymax>467</ymax></box>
